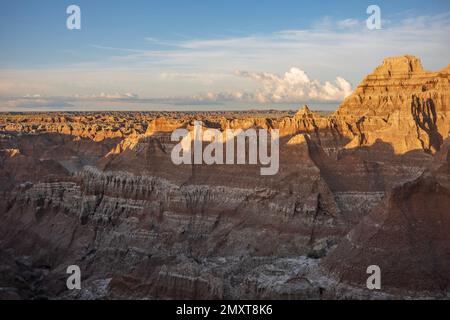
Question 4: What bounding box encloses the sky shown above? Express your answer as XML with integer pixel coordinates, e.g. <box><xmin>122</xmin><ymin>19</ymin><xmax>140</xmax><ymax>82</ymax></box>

<box><xmin>0</xmin><ymin>0</ymin><xmax>449</xmax><ymax>111</ymax></box>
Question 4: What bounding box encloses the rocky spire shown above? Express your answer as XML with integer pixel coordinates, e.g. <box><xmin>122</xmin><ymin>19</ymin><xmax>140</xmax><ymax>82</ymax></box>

<box><xmin>294</xmin><ymin>105</ymin><xmax>314</xmax><ymax>118</ymax></box>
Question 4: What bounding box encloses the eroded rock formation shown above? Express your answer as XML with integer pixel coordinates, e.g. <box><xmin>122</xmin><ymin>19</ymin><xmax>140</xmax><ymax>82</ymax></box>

<box><xmin>0</xmin><ymin>55</ymin><xmax>448</xmax><ymax>299</ymax></box>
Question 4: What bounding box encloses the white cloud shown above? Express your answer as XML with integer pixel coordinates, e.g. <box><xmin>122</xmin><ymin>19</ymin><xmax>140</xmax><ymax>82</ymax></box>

<box><xmin>235</xmin><ymin>67</ymin><xmax>352</xmax><ymax>102</ymax></box>
<box><xmin>91</xmin><ymin>92</ymin><xmax>139</xmax><ymax>100</ymax></box>
<box><xmin>336</xmin><ymin>18</ymin><xmax>361</xmax><ymax>29</ymax></box>
<box><xmin>159</xmin><ymin>72</ymin><xmax>229</xmax><ymax>85</ymax></box>
<box><xmin>0</xmin><ymin>92</ymin><xmax>141</xmax><ymax>111</ymax></box>
<box><xmin>190</xmin><ymin>67</ymin><xmax>352</xmax><ymax>103</ymax></box>
<box><xmin>1</xmin><ymin>98</ymin><xmax>73</xmax><ymax>110</ymax></box>
<box><xmin>83</xmin><ymin>12</ymin><xmax>450</xmax><ymax>96</ymax></box>
<box><xmin>0</xmin><ymin>12</ymin><xmax>449</xmax><ymax>105</ymax></box>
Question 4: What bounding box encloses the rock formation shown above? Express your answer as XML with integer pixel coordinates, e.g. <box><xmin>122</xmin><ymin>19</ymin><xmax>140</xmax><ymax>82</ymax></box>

<box><xmin>0</xmin><ymin>55</ymin><xmax>448</xmax><ymax>299</ymax></box>
<box><xmin>323</xmin><ymin>141</ymin><xmax>450</xmax><ymax>296</ymax></box>
<box><xmin>335</xmin><ymin>55</ymin><xmax>449</xmax><ymax>154</ymax></box>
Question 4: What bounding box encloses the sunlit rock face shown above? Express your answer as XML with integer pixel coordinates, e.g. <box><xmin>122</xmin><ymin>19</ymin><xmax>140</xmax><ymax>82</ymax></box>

<box><xmin>0</xmin><ymin>56</ymin><xmax>449</xmax><ymax>299</ymax></box>
<box><xmin>335</xmin><ymin>55</ymin><xmax>449</xmax><ymax>154</ymax></box>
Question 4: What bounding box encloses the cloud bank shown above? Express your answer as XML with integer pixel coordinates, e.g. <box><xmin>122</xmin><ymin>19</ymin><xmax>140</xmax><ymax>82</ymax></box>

<box><xmin>190</xmin><ymin>67</ymin><xmax>352</xmax><ymax>103</ymax></box>
<box><xmin>2</xmin><ymin>98</ymin><xmax>74</xmax><ymax>110</ymax></box>
<box><xmin>0</xmin><ymin>93</ymin><xmax>140</xmax><ymax>111</ymax></box>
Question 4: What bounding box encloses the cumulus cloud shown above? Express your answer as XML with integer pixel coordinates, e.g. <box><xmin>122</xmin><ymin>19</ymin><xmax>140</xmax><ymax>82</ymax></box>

<box><xmin>191</xmin><ymin>68</ymin><xmax>352</xmax><ymax>103</ymax></box>
<box><xmin>237</xmin><ymin>68</ymin><xmax>352</xmax><ymax>102</ymax></box>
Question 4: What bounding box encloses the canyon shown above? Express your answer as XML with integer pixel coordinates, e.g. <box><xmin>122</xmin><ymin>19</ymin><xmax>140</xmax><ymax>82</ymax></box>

<box><xmin>0</xmin><ymin>55</ymin><xmax>449</xmax><ymax>299</ymax></box>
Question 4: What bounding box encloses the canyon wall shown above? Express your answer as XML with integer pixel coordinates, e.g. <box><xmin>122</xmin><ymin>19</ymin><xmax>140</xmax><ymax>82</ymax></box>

<box><xmin>0</xmin><ymin>55</ymin><xmax>448</xmax><ymax>299</ymax></box>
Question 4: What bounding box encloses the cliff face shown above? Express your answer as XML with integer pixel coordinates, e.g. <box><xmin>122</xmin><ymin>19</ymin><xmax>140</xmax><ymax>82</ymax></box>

<box><xmin>0</xmin><ymin>56</ymin><xmax>449</xmax><ymax>299</ymax></box>
<box><xmin>337</xmin><ymin>55</ymin><xmax>448</xmax><ymax>116</ymax></box>
<box><xmin>323</xmin><ymin>142</ymin><xmax>450</xmax><ymax>294</ymax></box>
<box><xmin>335</xmin><ymin>55</ymin><xmax>449</xmax><ymax>154</ymax></box>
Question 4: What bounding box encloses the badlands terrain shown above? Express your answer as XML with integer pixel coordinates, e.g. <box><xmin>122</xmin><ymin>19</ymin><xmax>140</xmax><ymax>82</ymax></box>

<box><xmin>0</xmin><ymin>55</ymin><xmax>449</xmax><ymax>299</ymax></box>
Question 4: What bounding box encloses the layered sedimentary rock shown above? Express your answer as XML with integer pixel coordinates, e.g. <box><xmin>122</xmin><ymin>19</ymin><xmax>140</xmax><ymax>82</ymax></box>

<box><xmin>0</xmin><ymin>55</ymin><xmax>449</xmax><ymax>299</ymax></box>
<box><xmin>335</xmin><ymin>55</ymin><xmax>449</xmax><ymax>154</ymax></box>
<box><xmin>323</xmin><ymin>141</ymin><xmax>450</xmax><ymax>296</ymax></box>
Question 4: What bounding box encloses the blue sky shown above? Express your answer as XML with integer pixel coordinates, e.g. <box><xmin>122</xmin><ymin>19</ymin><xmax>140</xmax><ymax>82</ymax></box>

<box><xmin>1</xmin><ymin>0</ymin><xmax>449</xmax><ymax>110</ymax></box>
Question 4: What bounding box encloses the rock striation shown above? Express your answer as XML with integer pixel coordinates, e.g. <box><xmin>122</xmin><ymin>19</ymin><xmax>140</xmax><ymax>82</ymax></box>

<box><xmin>335</xmin><ymin>55</ymin><xmax>449</xmax><ymax>154</ymax></box>
<box><xmin>0</xmin><ymin>55</ymin><xmax>449</xmax><ymax>299</ymax></box>
<box><xmin>323</xmin><ymin>142</ymin><xmax>450</xmax><ymax>295</ymax></box>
